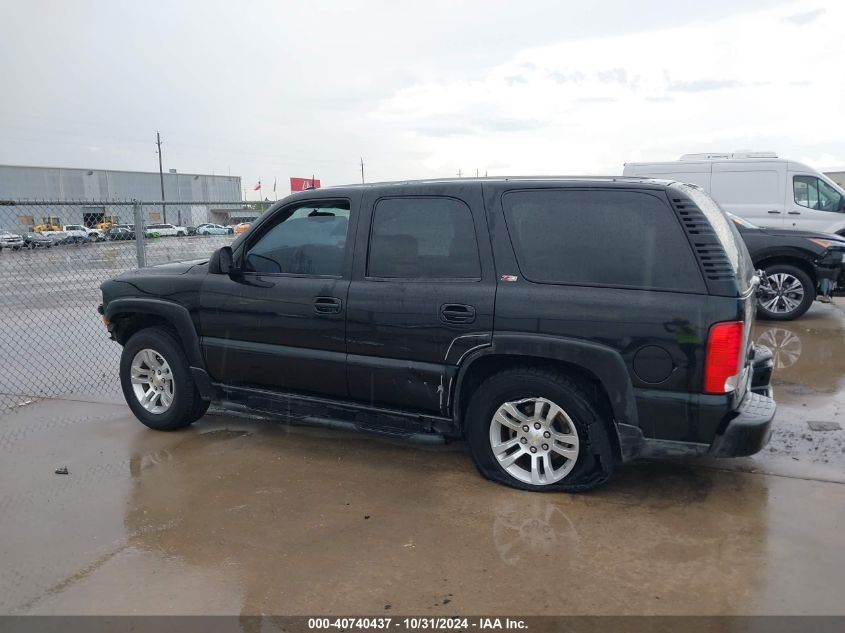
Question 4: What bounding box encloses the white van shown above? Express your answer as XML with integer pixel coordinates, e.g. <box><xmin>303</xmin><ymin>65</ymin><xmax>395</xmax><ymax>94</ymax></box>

<box><xmin>623</xmin><ymin>152</ymin><xmax>845</xmax><ymax>235</ymax></box>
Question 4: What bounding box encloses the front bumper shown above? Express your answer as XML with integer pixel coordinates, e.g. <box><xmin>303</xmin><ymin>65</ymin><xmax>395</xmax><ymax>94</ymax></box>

<box><xmin>709</xmin><ymin>344</ymin><xmax>776</xmax><ymax>457</ymax></box>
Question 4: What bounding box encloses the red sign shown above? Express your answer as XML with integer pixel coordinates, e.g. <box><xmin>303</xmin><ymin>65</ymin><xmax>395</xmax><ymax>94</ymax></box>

<box><xmin>290</xmin><ymin>177</ymin><xmax>321</xmax><ymax>192</ymax></box>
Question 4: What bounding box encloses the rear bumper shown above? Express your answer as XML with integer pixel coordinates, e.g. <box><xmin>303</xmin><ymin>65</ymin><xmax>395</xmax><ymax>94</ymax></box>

<box><xmin>709</xmin><ymin>344</ymin><xmax>776</xmax><ymax>457</ymax></box>
<box><xmin>708</xmin><ymin>390</ymin><xmax>776</xmax><ymax>457</ymax></box>
<box><xmin>619</xmin><ymin>344</ymin><xmax>776</xmax><ymax>461</ymax></box>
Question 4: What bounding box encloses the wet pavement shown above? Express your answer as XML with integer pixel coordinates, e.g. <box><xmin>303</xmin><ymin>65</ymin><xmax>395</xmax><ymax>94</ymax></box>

<box><xmin>1</xmin><ymin>301</ymin><xmax>844</xmax><ymax>616</ymax></box>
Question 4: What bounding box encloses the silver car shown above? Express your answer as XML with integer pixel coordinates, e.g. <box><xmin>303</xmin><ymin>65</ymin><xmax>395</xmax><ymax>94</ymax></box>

<box><xmin>0</xmin><ymin>231</ymin><xmax>24</xmax><ymax>251</ymax></box>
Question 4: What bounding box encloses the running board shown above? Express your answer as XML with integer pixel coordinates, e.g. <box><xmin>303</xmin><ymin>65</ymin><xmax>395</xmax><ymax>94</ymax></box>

<box><xmin>213</xmin><ymin>384</ymin><xmax>451</xmax><ymax>445</ymax></box>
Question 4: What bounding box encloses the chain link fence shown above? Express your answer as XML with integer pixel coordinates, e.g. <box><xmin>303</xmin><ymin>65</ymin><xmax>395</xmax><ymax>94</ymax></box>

<box><xmin>0</xmin><ymin>200</ymin><xmax>250</xmax><ymax>409</ymax></box>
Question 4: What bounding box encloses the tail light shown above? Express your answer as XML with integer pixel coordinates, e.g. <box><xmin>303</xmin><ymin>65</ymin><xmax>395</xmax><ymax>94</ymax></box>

<box><xmin>703</xmin><ymin>321</ymin><xmax>744</xmax><ymax>394</ymax></box>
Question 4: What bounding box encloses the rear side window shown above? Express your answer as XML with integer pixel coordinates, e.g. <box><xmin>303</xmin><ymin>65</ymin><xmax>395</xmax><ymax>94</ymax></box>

<box><xmin>503</xmin><ymin>189</ymin><xmax>705</xmax><ymax>292</ymax></box>
<box><xmin>367</xmin><ymin>197</ymin><xmax>481</xmax><ymax>279</ymax></box>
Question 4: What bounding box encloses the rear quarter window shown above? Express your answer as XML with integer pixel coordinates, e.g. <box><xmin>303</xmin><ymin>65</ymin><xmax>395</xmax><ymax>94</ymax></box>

<box><xmin>673</xmin><ymin>183</ymin><xmax>754</xmax><ymax>293</ymax></box>
<box><xmin>502</xmin><ymin>189</ymin><xmax>706</xmax><ymax>292</ymax></box>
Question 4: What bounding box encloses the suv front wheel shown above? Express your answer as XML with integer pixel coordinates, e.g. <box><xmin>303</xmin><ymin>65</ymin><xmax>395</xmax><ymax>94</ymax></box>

<box><xmin>465</xmin><ymin>367</ymin><xmax>614</xmax><ymax>492</ymax></box>
<box><xmin>120</xmin><ymin>327</ymin><xmax>209</xmax><ymax>430</ymax></box>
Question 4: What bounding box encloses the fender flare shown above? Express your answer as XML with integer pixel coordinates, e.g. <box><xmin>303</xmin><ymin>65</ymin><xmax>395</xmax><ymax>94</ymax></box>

<box><xmin>452</xmin><ymin>333</ymin><xmax>639</xmax><ymax>429</ymax></box>
<box><xmin>104</xmin><ymin>297</ymin><xmax>215</xmax><ymax>399</ymax></box>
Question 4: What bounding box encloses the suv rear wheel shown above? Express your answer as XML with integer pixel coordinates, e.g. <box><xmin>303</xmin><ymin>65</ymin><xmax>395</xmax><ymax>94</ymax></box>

<box><xmin>757</xmin><ymin>264</ymin><xmax>814</xmax><ymax>321</ymax></box>
<box><xmin>120</xmin><ymin>327</ymin><xmax>208</xmax><ymax>430</ymax></box>
<box><xmin>465</xmin><ymin>367</ymin><xmax>614</xmax><ymax>492</ymax></box>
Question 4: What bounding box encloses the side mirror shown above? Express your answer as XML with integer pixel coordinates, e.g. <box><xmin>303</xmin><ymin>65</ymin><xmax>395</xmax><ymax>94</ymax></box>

<box><xmin>209</xmin><ymin>246</ymin><xmax>235</xmax><ymax>275</ymax></box>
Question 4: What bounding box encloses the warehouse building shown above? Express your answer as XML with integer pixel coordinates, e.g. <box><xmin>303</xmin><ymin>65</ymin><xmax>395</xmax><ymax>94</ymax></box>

<box><xmin>825</xmin><ymin>170</ymin><xmax>845</xmax><ymax>189</ymax></box>
<box><xmin>0</xmin><ymin>164</ymin><xmax>242</xmax><ymax>227</ymax></box>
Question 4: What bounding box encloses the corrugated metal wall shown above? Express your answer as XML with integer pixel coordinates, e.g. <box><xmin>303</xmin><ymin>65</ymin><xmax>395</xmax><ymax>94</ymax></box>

<box><xmin>0</xmin><ymin>165</ymin><xmax>241</xmax><ymax>203</ymax></box>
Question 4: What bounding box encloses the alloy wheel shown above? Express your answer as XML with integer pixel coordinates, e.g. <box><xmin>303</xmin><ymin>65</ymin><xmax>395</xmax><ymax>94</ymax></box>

<box><xmin>130</xmin><ymin>348</ymin><xmax>174</xmax><ymax>414</ymax></box>
<box><xmin>489</xmin><ymin>397</ymin><xmax>580</xmax><ymax>486</ymax></box>
<box><xmin>759</xmin><ymin>273</ymin><xmax>805</xmax><ymax>315</ymax></box>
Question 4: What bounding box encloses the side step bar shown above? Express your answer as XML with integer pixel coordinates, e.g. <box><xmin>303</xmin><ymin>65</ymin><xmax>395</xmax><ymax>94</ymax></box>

<box><xmin>213</xmin><ymin>384</ymin><xmax>451</xmax><ymax>445</ymax></box>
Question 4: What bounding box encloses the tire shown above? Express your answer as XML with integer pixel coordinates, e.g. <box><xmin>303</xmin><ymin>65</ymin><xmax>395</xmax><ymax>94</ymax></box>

<box><xmin>177</xmin><ymin>231</ymin><xmax>185</xmax><ymax>237</ymax></box>
<box><xmin>465</xmin><ymin>367</ymin><xmax>614</xmax><ymax>492</ymax></box>
<box><xmin>119</xmin><ymin>326</ymin><xmax>207</xmax><ymax>431</ymax></box>
<box><xmin>757</xmin><ymin>264</ymin><xmax>815</xmax><ymax>321</ymax></box>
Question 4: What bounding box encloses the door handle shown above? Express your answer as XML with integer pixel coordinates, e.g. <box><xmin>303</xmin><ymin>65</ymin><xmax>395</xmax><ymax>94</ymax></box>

<box><xmin>314</xmin><ymin>296</ymin><xmax>342</xmax><ymax>314</ymax></box>
<box><xmin>440</xmin><ymin>303</ymin><xmax>476</xmax><ymax>324</ymax></box>
<box><xmin>788</xmin><ymin>211</ymin><xmax>801</xmax><ymax>215</ymax></box>
<box><xmin>767</xmin><ymin>210</ymin><xmax>781</xmax><ymax>214</ymax></box>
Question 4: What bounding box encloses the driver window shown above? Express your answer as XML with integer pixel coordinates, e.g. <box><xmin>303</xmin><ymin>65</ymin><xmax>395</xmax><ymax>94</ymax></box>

<box><xmin>243</xmin><ymin>201</ymin><xmax>350</xmax><ymax>276</ymax></box>
<box><xmin>794</xmin><ymin>175</ymin><xmax>842</xmax><ymax>212</ymax></box>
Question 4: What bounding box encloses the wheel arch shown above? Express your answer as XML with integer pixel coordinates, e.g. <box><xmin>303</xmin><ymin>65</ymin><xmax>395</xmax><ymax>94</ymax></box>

<box><xmin>105</xmin><ymin>298</ymin><xmax>215</xmax><ymax>399</ymax></box>
<box><xmin>754</xmin><ymin>254</ymin><xmax>818</xmax><ymax>285</ymax></box>
<box><xmin>452</xmin><ymin>335</ymin><xmax>639</xmax><ymax>456</ymax></box>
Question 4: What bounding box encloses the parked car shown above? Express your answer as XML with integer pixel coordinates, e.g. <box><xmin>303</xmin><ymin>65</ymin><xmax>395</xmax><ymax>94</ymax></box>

<box><xmin>197</xmin><ymin>223</ymin><xmax>231</xmax><ymax>235</ymax></box>
<box><xmin>106</xmin><ymin>227</ymin><xmax>136</xmax><ymax>241</ymax></box>
<box><xmin>0</xmin><ymin>231</ymin><xmax>25</xmax><ymax>250</ymax></box>
<box><xmin>726</xmin><ymin>212</ymin><xmax>845</xmax><ymax>320</ymax></box>
<box><xmin>46</xmin><ymin>231</ymin><xmax>71</xmax><ymax>245</ymax></box>
<box><xmin>145</xmin><ymin>223</ymin><xmax>187</xmax><ymax>237</ymax></box>
<box><xmin>233</xmin><ymin>222</ymin><xmax>250</xmax><ymax>235</ymax></box>
<box><xmin>623</xmin><ymin>152</ymin><xmax>845</xmax><ymax>235</ymax></box>
<box><xmin>42</xmin><ymin>225</ymin><xmax>89</xmax><ymax>244</ymax></box>
<box><xmin>22</xmin><ymin>232</ymin><xmax>53</xmax><ymax>248</ymax></box>
<box><xmin>186</xmin><ymin>226</ymin><xmax>198</xmax><ymax>236</ymax></box>
<box><xmin>99</xmin><ymin>178</ymin><xmax>775</xmax><ymax>492</ymax></box>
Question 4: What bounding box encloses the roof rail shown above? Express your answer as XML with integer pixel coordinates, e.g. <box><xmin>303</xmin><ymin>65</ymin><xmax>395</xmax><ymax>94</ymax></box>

<box><xmin>680</xmin><ymin>151</ymin><xmax>778</xmax><ymax>160</ymax></box>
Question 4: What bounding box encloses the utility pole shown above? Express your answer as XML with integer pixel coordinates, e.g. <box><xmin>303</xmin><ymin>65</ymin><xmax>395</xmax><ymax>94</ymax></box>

<box><xmin>360</xmin><ymin>157</ymin><xmax>365</xmax><ymax>184</ymax></box>
<box><xmin>457</xmin><ymin>169</ymin><xmax>462</xmax><ymax>178</ymax></box>
<box><xmin>476</xmin><ymin>168</ymin><xmax>479</xmax><ymax>177</ymax></box>
<box><xmin>156</xmin><ymin>131</ymin><xmax>166</xmax><ymax>223</ymax></box>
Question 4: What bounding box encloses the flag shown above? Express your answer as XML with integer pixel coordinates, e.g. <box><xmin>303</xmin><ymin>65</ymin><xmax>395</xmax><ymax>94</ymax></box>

<box><xmin>254</xmin><ymin>180</ymin><xmax>261</xmax><ymax>191</ymax></box>
<box><xmin>290</xmin><ymin>177</ymin><xmax>322</xmax><ymax>192</ymax></box>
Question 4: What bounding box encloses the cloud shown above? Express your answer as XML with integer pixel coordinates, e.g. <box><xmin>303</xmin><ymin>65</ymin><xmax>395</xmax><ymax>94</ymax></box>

<box><xmin>575</xmin><ymin>97</ymin><xmax>618</xmax><ymax>104</ymax></box>
<box><xmin>416</xmin><ymin>116</ymin><xmax>542</xmax><ymax>138</ymax></box>
<box><xmin>597</xmin><ymin>68</ymin><xmax>628</xmax><ymax>84</ymax></box>
<box><xmin>783</xmin><ymin>7</ymin><xmax>825</xmax><ymax>25</ymax></box>
<box><xmin>373</xmin><ymin>1</ymin><xmax>845</xmax><ymax>176</ymax></box>
<box><xmin>667</xmin><ymin>79</ymin><xmax>744</xmax><ymax>92</ymax></box>
<box><xmin>548</xmin><ymin>70</ymin><xmax>587</xmax><ymax>84</ymax></box>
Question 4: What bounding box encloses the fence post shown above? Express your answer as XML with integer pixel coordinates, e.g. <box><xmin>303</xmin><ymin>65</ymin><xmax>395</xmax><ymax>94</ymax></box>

<box><xmin>133</xmin><ymin>200</ymin><xmax>146</xmax><ymax>268</ymax></box>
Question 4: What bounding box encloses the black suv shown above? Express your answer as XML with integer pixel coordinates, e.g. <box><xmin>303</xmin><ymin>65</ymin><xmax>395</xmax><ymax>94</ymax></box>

<box><xmin>99</xmin><ymin>178</ymin><xmax>776</xmax><ymax>492</ymax></box>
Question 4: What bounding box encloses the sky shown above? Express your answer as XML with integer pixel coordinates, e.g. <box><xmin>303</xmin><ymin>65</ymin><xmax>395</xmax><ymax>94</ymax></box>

<box><xmin>1</xmin><ymin>0</ymin><xmax>844</xmax><ymax>199</ymax></box>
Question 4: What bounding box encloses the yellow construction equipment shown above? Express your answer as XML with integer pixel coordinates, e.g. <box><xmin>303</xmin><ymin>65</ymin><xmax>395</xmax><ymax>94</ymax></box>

<box><xmin>96</xmin><ymin>215</ymin><xmax>121</xmax><ymax>230</ymax></box>
<box><xmin>33</xmin><ymin>216</ymin><xmax>61</xmax><ymax>232</ymax></box>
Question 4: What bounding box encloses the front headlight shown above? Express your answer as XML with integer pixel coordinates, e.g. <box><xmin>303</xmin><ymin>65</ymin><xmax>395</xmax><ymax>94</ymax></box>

<box><xmin>808</xmin><ymin>238</ymin><xmax>845</xmax><ymax>250</ymax></box>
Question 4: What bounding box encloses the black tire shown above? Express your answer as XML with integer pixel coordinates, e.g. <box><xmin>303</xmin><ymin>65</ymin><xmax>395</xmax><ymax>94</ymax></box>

<box><xmin>120</xmin><ymin>326</ymin><xmax>207</xmax><ymax>431</ymax></box>
<box><xmin>465</xmin><ymin>367</ymin><xmax>614</xmax><ymax>492</ymax></box>
<box><xmin>177</xmin><ymin>231</ymin><xmax>185</xmax><ymax>237</ymax></box>
<box><xmin>757</xmin><ymin>264</ymin><xmax>815</xmax><ymax>321</ymax></box>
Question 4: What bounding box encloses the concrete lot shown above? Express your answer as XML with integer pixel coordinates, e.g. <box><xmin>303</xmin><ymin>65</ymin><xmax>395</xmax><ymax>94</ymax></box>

<box><xmin>1</xmin><ymin>302</ymin><xmax>844</xmax><ymax>616</ymax></box>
